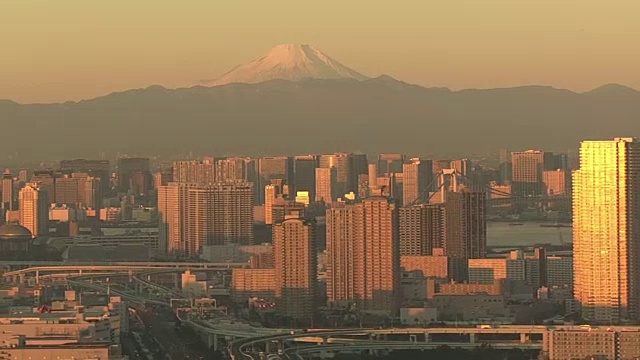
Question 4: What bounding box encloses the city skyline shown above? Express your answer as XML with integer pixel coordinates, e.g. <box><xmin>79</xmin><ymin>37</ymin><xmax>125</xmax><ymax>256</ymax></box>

<box><xmin>3</xmin><ymin>1</ymin><xmax>640</xmax><ymax>356</ymax></box>
<box><xmin>2</xmin><ymin>1</ymin><xmax>640</xmax><ymax>103</ymax></box>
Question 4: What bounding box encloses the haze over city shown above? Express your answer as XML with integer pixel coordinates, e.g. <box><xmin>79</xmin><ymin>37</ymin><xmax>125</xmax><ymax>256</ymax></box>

<box><xmin>2</xmin><ymin>2</ymin><xmax>640</xmax><ymax>360</ymax></box>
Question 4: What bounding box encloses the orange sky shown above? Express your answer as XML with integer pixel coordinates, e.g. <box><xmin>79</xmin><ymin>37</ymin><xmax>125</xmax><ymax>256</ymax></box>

<box><xmin>1</xmin><ymin>0</ymin><xmax>639</xmax><ymax>103</ymax></box>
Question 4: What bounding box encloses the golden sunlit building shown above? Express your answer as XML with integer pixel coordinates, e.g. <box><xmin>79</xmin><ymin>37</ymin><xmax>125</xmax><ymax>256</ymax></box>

<box><xmin>18</xmin><ymin>182</ymin><xmax>49</xmax><ymax>238</ymax></box>
<box><xmin>573</xmin><ymin>138</ymin><xmax>640</xmax><ymax>323</ymax></box>
<box><xmin>273</xmin><ymin>217</ymin><xmax>317</xmax><ymax>322</ymax></box>
<box><xmin>326</xmin><ymin>197</ymin><xmax>400</xmax><ymax>315</ymax></box>
<box><xmin>400</xmin><ymin>251</ymin><xmax>449</xmax><ymax>279</ymax></box>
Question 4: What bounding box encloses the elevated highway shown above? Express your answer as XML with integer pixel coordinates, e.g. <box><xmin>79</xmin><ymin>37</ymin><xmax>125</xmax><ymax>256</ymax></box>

<box><xmin>60</xmin><ymin>271</ymin><xmax>550</xmax><ymax>359</ymax></box>
<box><xmin>285</xmin><ymin>341</ymin><xmax>542</xmax><ymax>360</ymax></box>
<box><xmin>2</xmin><ymin>261</ymin><xmax>247</xmax><ymax>283</ymax></box>
<box><xmin>230</xmin><ymin>327</ymin><xmax>548</xmax><ymax>360</ymax></box>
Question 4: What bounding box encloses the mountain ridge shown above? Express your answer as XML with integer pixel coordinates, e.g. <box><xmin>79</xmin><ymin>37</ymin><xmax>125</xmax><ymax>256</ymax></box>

<box><xmin>1</xmin><ymin>78</ymin><xmax>639</xmax><ymax>160</ymax></box>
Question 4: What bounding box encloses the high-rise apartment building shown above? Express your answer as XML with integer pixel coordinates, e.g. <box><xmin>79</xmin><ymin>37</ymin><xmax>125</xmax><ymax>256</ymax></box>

<box><xmin>546</xmin><ymin>256</ymin><xmax>573</xmax><ymax>289</ymax></box>
<box><xmin>273</xmin><ymin>217</ymin><xmax>317</xmax><ymax>322</ymax></box>
<box><xmin>2</xmin><ymin>170</ymin><xmax>13</xmax><ymax>210</ymax></box>
<box><xmin>19</xmin><ymin>183</ymin><xmax>49</xmax><ymax>238</ymax></box>
<box><xmin>402</xmin><ymin>158</ymin><xmax>433</xmax><ymax>206</ymax></box>
<box><xmin>172</xmin><ymin>160</ymin><xmax>215</xmax><ymax>184</ymax></box>
<box><xmin>157</xmin><ymin>182</ymin><xmax>254</xmax><ymax>257</ymax></box>
<box><xmin>186</xmin><ymin>183</ymin><xmax>254</xmax><ymax>250</ymax></box>
<box><xmin>319</xmin><ymin>153</ymin><xmax>354</xmax><ymax>198</ymax></box>
<box><xmin>158</xmin><ymin>182</ymin><xmax>189</xmax><ymax>256</ymax></box>
<box><xmin>157</xmin><ymin>184</ymin><xmax>176</xmax><ymax>255</ymax></box>
<box><xmin>445</xmin><ymin>190</ymin><xmax>486</xmax><ymax>280</ymax></box>
<box><xmin>326</xmin><ymin>202</ymin><xmax>357</xmax><ymax>308</ymax></box>
<box><xmin>315</xmin><ymin>167</ymin><xmax>336</xmax><ymax>203</ymax></box>
<box><xmin>399</xmin><ymin>204</ymin><xmax>446</xmax><ymax>256</ymax></box>
<box><xmin>573</xmin><ymin>138</ymin><xmax>640</xmax><ymax>323</ymax></box>
<box><xmin>326</xmin><ymin>197</ymin><xmax>400</xmax><ymax>315</ymax></box>
<box><xmin>215</xmin><ymin>157</ymin><xmax>253</xmax><ymax>183</ymax></box>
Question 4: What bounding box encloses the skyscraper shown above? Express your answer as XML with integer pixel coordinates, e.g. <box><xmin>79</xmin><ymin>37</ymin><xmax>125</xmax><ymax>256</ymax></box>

<box><xmin>399</xmin><ymin>204</ymin><xmax>446</xmax><ymax>256</ymax></box>
<box><xmin>264</xmin><ymin>184</ymin><xmax>278</xmax><ymax>225</ymax></box>
<box><xmin>157</xmin><ymin>182</ymin><xmax>254</xmax><ymax>257</ymax></box>
<box><xmin>402</xmin><ymin>158</ymin><xmax>433</xmax><ymax>206</ymax></box>
<box><xmin>573</xmin><ymin>138</ymin><xmax>640</xmax><ymax>323</ymax></box>
<box><xmin>293</xmin><ymin>155</ymin><xmax>317</xmax><ymax>202</ymax></box>
<box><xmin>185</xmin><ymin>182</ymin><xmax>254</xmax><ymax>250</ymax></box>
<box><xmin>315</xmin><ymin>167</ymin><xmax>336</xmax><ymax>203</ymax></box>
<box><xmin>445</xmin><ymin>190</ymin><xmax>486</xmax><ymax>280</ymax></box>
<box><xmin>319</xmin><ymin>153</ymin><xmax>354</xmax><ymax>198</ymax></box>
<box><xmin>157</xmin><ymin>182</ymin><xmax>189</xmax><ymax>256</ymax></box>
<box><xmin>326</xmin><ymin>202</ymin><xmax>357</xmax><ymax>307</ymax></box>
<box><xmin>326</xmin><ymin>197</ymin><xmax>400</xmax><ymax>315</ymax></box>
<box><xmin>2</xmin><ymin>170</ymin><xmax>13</xmax><ymax>210</ymax></box>
<box><xmin>273</xmin><ymin>216</ymin><xmax>317</xmax><ymax>322</ymax></box>
<box><xmin>19</xmin><ymin>183</ymin><xmax>49</xmax><ymax>238</ymax></box>
<box><xmin>511</xmin><ymin>150</ymin><xmax>549</xmax><ymax>197</ymax></box>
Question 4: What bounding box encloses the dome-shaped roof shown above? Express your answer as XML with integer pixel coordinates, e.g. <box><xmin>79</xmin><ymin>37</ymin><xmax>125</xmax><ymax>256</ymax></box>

<box><xmin>0</xmin><ymin>224</ymin><xmax>33</xmax><ymax>239</ymax></box>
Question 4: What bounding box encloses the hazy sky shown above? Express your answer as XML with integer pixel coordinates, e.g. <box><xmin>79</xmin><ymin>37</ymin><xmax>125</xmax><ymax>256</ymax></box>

<box><xmin>2</xmin><ymin>0</ymin><xmax>639</xmax><ymax>103</ymax></box>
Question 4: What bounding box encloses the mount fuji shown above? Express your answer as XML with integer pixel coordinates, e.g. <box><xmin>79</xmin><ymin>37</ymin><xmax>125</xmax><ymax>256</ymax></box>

<box><xmin>201</xmin><ymin>44</ymin><xmax>369</xmax><ymax>86</ymax></box>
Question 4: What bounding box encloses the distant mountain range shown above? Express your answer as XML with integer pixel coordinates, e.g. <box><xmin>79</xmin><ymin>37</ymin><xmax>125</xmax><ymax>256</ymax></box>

<box><xmin>1</xmin><ymin>44</ymin><xmax>639</xmax><ymax>160</ymax></box>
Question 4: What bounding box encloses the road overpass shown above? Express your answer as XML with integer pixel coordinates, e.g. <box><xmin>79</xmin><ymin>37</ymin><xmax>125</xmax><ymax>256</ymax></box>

<box><xmin>57</xmin><ymin>272</ymin><xmax>552</xmax><ymax>359</ymax></box>
<box><xmin>284</xmin><ymin>341</ymin><xmax>541</xmax><ymax>360</ymax></box>
<box><xmin>229</xmin><ymin>327</ymin><xmax>548</xmax><ymax>360</ymax></box>
<box><xmin>1</xmin><ymin>261</ymin><xmax>247</xmax><ymax>283</ymax></box>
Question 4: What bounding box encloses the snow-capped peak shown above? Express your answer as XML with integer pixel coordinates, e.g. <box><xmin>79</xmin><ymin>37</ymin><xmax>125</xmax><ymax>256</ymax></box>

<box><xmin>200</xmin><ymin>44</ymin><xmax>368</xmax><ymax>86</ymax></box>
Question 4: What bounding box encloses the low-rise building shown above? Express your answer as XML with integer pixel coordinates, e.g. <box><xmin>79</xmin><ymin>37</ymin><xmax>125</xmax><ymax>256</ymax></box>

<box><xmin>430</xmin><ymin>293</ymin><xmax>510</xmax><ymax>322</ymax></box>
<box><xmin>546</xmin><ymin>327</ymin><xmax>640</xmax><ymax>360</ymax></box>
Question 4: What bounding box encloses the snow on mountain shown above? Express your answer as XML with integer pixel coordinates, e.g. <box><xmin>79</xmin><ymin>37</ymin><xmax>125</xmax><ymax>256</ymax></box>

<box><xmin>201</xmin><ymin>44</ymin><xmax>368</xmax><ymax>86</ymax></box>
